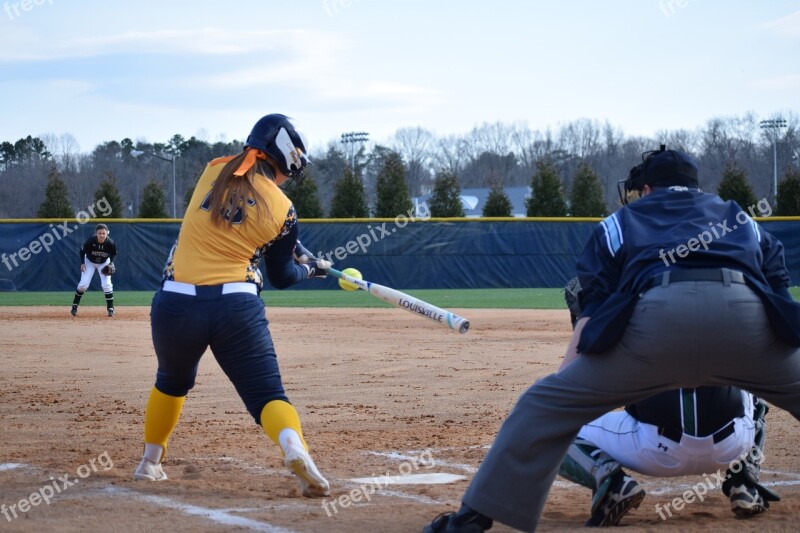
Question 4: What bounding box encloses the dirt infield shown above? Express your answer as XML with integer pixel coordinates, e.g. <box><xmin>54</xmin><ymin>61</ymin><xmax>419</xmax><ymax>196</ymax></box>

<box><xmin>1</xmin><ymin>306</ymin><xmax>798</xmax><ymax>532</ymax></box>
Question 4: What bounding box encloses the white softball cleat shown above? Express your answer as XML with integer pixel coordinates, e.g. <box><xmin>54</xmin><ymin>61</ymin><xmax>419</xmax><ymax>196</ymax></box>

<box><xmin>134</xmin><ymin>457</ymin><xmax>168</xmax><ymax>481</ymax></box>
<box><xmin>284</xmin><ymin>444</ymin><xmax>330</xmax><ymax>497</ymax></box>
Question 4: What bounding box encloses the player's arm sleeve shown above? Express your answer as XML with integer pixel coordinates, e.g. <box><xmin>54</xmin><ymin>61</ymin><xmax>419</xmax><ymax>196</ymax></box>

<box><xmin>759</xmin><ymin>227</ymin><xmax>792</xmax><ymax>299</ymax></box>
<box><xmin>79</xmin><ymin>239</ymin><xmax>89</xmax><ymax>262</ymax></box>
<box><xmin>263</xmin><ymin>207</ymin><xmax>310</xmax><ymax>289</ymax></box>
<box><xmin>575</xmin><ymin>222</ymin><xmax>623</xmax><ymax>317</ymax></box>
<box><xmin>109</xmin><ymin>240</ymin><xmax>117</xmax><ymax>262</ymax></box>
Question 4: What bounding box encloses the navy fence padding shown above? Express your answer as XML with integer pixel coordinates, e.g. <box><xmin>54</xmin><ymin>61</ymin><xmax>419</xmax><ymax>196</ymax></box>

<box><xmin>1</xmin><ymin>220</ymin><xmax>798</xmax><ymax>291</ymax></box>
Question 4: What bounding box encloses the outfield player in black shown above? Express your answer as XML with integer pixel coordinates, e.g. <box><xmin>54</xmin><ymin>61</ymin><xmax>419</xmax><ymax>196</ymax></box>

<box><xmin>71</xmin><ymin>223</ymin><xmax>117</xmax><ymax>317</ymax></box>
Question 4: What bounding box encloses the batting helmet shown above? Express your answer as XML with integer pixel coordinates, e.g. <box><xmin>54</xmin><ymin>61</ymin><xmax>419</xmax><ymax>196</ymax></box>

<box><xmin>245</xmin><ymin>114</ymin><xmax>310</xmax><ymax>189</ymax></box>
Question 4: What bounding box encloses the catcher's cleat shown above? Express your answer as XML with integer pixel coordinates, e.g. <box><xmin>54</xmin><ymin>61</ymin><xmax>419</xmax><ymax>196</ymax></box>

<box><xmin>727</xmin><ymin>482</ymin><xmax>768</xmax><ymax>517</ymax></box>
<box><xmin>133</xmin><ymin>457</ymin><xmax>168</xmax><ymax>481</ymax></box>
<box><xmin>586</xmin><ymin>471</ymin><xmax>645</xmax><ymax>527</ymax></box>
<box><xmin>107</xmin><ymin>308</ymin><xmax>114</xmax><ymax>317</ymax></box>
<box><xmin>284</xmin><ymin>443</ymin><xmax>329</xmax><ymax>497</ymax></box>
<box><xmin>422</xmin><ymin>509</ymin><xmax>492</xmax><ymax>532</ymax></box>
<box><xmin>71</xmin><ymin>304</ymin><xmax>78</xmax><ymax>316</ymax></box>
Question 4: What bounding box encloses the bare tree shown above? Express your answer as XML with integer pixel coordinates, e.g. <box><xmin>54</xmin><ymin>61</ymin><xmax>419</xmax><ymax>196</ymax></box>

<box><xmin>391</xmin><ymin>127</ymin><xmax>435</xmax><ymax>196</ymax></box>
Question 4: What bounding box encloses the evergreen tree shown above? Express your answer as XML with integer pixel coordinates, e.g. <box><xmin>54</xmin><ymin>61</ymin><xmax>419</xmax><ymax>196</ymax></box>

<box><xmin>139</xmin><ymin>180</ymin><xmax>168</xmax><ymax>218</ymax></box>
<box><xmin>717</xmin><ymin>162</ymin><xmax>757</xmax><ymax>210</ymax></box>
<box><xmin>569</xmin><ymin>162</ymin><xmax>607</xmax><ymax>217</ymax></box>
<box><xmin>777</xmin><ymin>167</ymin><xmax>800</xmax><ymax>216</ymax></box>
<box><xmin>329</xmin><ymin>167</ymin><xmax>370</xmax><ymax>218</ymax></box>
<box><xmin>374</xmin><ymin>151</ymin><xmax>412</xmax><ymax>217</ymax></box>
<box><xmin>37</xmin><ymin>167</ymin><xmax>73</xmax><ymax>218</ymax></box>
<box><xmin>94</xmin><ymin>172</ymin><xmax>123</xmax><ymax>218</ymax></box>
<box><xmin>482</xmin><ymin>183</ymin><xmax>513</xmax><ymax>217</ymax></box>
<box><xmin>287</xmin><ymin>171</ymin><xmax>324</xmax><ymax>218</ymax></box>
<box><xmin>428</xmin><ymin>171</ymin><xmax>465</xmax><ymax>217</ymax></box>
<box><xmin>526</xmin><ymin>159</ymin><xmax>567</xmax><ymax>217</ymax></box>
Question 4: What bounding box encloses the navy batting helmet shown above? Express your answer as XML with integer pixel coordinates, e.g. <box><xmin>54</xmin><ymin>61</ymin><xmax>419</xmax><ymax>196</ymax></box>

<box><xmin>245</xmin><ymin>114</ymin><xmax>310</xmax><ymax>188</ymax></box>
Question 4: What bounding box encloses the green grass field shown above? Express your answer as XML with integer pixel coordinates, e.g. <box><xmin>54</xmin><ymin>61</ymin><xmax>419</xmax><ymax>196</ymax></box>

<box><xmin>0</xmin><ymin>288</ymin><xmax>567</xmax><ymax>309</ymax></box>
<box><xmin>1</xmin><ymin>287</ymin><xmax>798</xmax><ymax>309</ymax></box>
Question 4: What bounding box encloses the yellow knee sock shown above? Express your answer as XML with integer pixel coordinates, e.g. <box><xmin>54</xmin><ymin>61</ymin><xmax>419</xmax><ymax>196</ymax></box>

<box><xmin>144</xmin><ymin>387</ymin><xmax>186</xmax><ymax>460</ymax></box>
<box><xmin>260</xmin><ymin>400</ymin><xmax>308</xmax><ymax>452</ymax></box>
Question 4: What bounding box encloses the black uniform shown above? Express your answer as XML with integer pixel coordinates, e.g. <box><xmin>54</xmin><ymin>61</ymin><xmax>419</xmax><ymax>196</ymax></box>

<box><xmin>626</xmin><ymin>387</ymin><xmax>743</xmax><ymax>442</ymax></box>
<box><xmin>72</xmin><ymin>236</ymin><xmax>117</xmax><ymax>316</ymax></box>
<box><xmin>80</xmin><ymin>236</ymin><xmax>117</xmax><ymax>264</ymax></box>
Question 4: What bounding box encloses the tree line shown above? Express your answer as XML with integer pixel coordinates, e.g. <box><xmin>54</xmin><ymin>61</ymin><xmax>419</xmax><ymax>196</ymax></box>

<box><xmin>3</xmin><ymin>111</ymin><xmax>800</xmax><ymax>219</ymax></box>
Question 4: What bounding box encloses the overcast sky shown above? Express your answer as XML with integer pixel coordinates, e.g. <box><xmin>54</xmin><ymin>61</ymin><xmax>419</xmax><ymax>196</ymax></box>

<box><xmin>1</xmin><ymin>0</ymin><xmax>798</xmax><ymax>154</ymax></box>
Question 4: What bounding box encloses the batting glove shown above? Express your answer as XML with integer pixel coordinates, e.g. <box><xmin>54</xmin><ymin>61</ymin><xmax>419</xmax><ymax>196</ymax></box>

<box><xmin>293</xmin><ymin>240</ymin><xmax>316</xmax><ymax>264</ymax></box>
<box><xmin>303</xmin><ymin>259</ymin><xmax>332</xmax><ymax>279</ymax></box>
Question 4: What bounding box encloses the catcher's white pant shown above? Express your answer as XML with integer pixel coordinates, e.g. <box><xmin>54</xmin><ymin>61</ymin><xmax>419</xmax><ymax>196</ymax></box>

<box><xmin>577</xmin><ymin>390</ymin><xmax>756</xmax><ymax>477</ymax></box>
<box><xmin>77</xmin><ymin>257</ymin><xmax>113</xmax><ymax>293</ymax></box>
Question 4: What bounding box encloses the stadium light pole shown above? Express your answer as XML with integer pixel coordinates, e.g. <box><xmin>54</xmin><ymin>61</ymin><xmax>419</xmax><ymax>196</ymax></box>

<box><xmin>760</xmin><ymin>118</ymin><xmax>788</xmax><ymax>205</ymax></box>
<box><xmin>131</xmin><ymin>149</ymin><xmax>178</xmax><ymax>218</ymax></box>
<box><xmin>340</xmin><ymin>132</ymin><xmax>369</xmax><ymax>171</ymax></box>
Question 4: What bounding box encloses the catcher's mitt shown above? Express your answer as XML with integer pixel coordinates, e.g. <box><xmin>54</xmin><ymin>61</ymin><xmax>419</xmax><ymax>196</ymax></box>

<box><xmin>564</xmin><ymin>277</ymin><xmax>581</xmax><ymax>328</ymax></box>
<box><xmin>101</xmin><ymin>262</ymin><xmax>116</xmax><ymax>276</ymax></box>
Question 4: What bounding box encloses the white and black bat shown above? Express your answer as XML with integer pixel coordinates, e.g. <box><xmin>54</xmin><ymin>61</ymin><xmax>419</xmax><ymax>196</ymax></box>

<box><xmin>328</xmin><ymin>268</ymin><xmax>470</xmax><ymax>334</ymax></box>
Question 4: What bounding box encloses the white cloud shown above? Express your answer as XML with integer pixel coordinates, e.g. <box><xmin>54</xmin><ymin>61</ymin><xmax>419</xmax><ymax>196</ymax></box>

<box><xmin>761</xmin><ymin>9</ymin><xmax>800</xmax><ymax>39</ymax></box>
<box><xmin>0</xmin><ymin>28</ymin><xmax>345</xmax><ymax>61</ymax></box>
<box><xmin>750</xmin><ymin>74</ymin><xmax>800</xmax><ymax>90</ymax></box>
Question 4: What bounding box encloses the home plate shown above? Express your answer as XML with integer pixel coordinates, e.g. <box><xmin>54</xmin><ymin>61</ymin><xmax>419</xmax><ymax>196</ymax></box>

<box><xmin>349</xmin><ymin>473</ymin><xmax>466</xmax><ymax>485</ymax></box>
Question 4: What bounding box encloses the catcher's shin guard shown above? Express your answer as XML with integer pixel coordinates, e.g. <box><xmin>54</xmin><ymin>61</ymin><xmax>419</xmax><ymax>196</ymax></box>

<box><xmin>722</xmin><ymin>398</ymin><xmax>780</xmax><ymax>504</ymax></box>
<box><xmin>559</xmin><ymin>437</ymin><xmax>623</xmax><ymax>514</ymax></box>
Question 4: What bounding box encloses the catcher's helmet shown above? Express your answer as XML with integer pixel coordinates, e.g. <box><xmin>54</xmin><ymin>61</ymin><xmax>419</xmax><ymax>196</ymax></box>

<box><xmin>618</xmin><ymin>145</ymin><xmax>699</xmax><ymax>204</ymax></box>
<box><xmin>245</xmin><ymin>114</ymin><xmax>310</xmax><ymax>189</ymax></box>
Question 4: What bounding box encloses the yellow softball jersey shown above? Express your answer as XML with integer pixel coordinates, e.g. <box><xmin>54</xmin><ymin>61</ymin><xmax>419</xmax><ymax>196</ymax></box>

<box><xmin>163</xmin><ymin>161</ymin><xmax>296</xmax><ymax>288</ymax></box>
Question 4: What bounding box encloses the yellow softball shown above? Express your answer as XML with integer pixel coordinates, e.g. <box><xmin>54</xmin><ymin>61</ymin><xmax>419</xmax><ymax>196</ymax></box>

<box><xmin>338</xmin><ymin>268</ymin><xmax>362</xmax><ymax>291</ymax></box>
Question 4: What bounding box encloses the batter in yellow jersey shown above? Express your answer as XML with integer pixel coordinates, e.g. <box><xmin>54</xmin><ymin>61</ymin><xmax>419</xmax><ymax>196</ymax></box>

<box><xmin>135</xmin><ymin>114</ymin><xmax>332</xmax><ymax>499</ymax></box>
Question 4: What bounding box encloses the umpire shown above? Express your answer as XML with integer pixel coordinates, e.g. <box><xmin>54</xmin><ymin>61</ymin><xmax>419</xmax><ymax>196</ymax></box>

<box><xmin>424</xmin><ymin>146</ymin><xmax>800</xmax><ymax>532</ymax></box>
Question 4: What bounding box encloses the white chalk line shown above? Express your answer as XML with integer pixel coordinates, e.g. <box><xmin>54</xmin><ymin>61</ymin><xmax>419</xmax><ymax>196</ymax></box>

<box><xmin>349</xmin><ymin>473</ymin><xmax>466</xmax><ymax>485</ymax></box>
<box><xmin>366</xmin><ymin>450</ymin><xmax>477</xmax><ymax>473</ymax></box>
<box><xmin>103</xmin><ymin>486</ymin><xmax>295</xmax><ymax>532</ymax></box>
<box><xmin>0</xmin><ymin>463</ymin><xmax>28</xmax><ymax>471</ymax></box>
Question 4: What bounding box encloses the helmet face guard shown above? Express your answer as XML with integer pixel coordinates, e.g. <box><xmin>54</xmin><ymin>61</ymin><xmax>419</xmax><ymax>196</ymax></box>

<box><xmin>245</xmin><ymin>114</ymin><xmax>311</xmax><ymax>191</ymax></box>
<box><xmin>617</xmin><ymin>164</ymin><xmax>644</xmax><ymax>205</ymax></box>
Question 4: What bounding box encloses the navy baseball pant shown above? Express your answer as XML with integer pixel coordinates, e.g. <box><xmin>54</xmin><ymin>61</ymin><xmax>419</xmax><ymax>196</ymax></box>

<box><xmin>150</xmin><ymin>287</ymin><xmax>288</xmax><ymax>423</ymax></box>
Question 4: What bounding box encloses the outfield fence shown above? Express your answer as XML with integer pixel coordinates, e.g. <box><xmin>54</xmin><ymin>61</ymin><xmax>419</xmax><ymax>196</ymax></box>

<box><xmin>1</xmin><ymin>218</ymin><xmax>798</xmax><ymax>291</ymax></box>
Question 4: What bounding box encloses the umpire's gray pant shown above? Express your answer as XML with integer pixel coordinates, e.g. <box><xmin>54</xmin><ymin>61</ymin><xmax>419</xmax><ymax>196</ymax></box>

<box><xmin>462</xmin><ymin>281</ymin><xmax>800</xmax><ymax>531</ymax></box>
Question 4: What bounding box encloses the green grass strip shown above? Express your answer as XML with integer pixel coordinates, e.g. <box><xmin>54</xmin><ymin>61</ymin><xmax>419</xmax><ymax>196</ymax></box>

<box><xmin>1</xmin><ymin>287</ymin><xmax>796</xmax><ymax>309</ymax></box>
<box><xmin>0</xmin><ymin>288</ymin><xmax>565</xmax><ymax>309</ymax></box>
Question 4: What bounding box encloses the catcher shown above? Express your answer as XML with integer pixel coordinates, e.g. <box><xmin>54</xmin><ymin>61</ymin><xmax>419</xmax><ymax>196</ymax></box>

<box><xmin>561</xmin><ymin>276</ymin><xmax>779</xmax><ymax>527</ymax></box>
<box><xmin>71</xmin><ymin>223</ymin><xmax>116</xmax><ymax>317</ymax></box>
